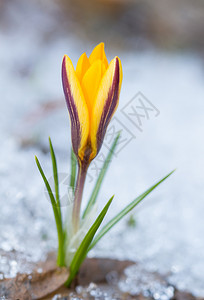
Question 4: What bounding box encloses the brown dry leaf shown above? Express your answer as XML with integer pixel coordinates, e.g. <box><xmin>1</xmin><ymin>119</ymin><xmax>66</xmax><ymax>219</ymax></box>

<box><xmin>0</xmin><ymin>267</ymin><xmax>69</xmax><ymax>300</ymax></box>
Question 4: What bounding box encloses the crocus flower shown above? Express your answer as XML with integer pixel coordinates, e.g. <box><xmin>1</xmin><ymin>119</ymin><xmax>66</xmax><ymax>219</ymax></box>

<box><xmin>62</xmin><ymin>42</ymin><xmax>122</xmax><ymax>166</ymax></box>
<box><xmin>62</xmin><ymin>43</ymin><xmax>122</xmax><ymax>232</ymax></box>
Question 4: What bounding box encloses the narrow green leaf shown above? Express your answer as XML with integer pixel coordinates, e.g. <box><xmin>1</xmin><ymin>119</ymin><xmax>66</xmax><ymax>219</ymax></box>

<box><xmin>49</xmin><ymin>137</ymin><xmax>61</xmax><ymax>217</ymax></box>
<box><xmin>83</xmin><ymin>133</ymin><xmax>120</xmax><ymax>219</ymax></box>
<box><xmin>35</xmin><ymin>156</ymin><xmax>64</xmax><ymax>266</ymax></box>
<box><xmin>35</xmin><ymin>156</ymin><xmax>57</xmax><ymax>210</ymax></box>
<box><xmin>89</xmin><ymin>170</ymin><xmax>175</xmax><ymax>250</ymax></box>
<box><xmin>65</xmin><ymin>196</ymin><xmax>114</xmax><ymax>287</ymax></box>
<box><xmin>70</xmin><ymin>148</ymin><xmax>77</xmax><ymax>192</ymax></box>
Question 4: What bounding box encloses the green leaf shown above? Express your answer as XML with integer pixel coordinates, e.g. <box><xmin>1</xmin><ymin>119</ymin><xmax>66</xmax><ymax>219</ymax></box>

<box><xmin>35</xmin><ymin>156</ymin><xmax>64</xmax><ymax>266</ymax></box>
<box><xmin>89</xmin><ymin>170</ymin><xmax>175</xmax><ymax>250</ymax></box>
<box><xmin>35</xmin><ymin>156</ymin><xmax>57</xmax><ymax>210</ymax></box>
<box><xmin>49</xmin><ymin>137</ymin><xmax>61</xmax><ymax>217</ymax></box>
<box><xmin>70</xmin><ymin>148</ymin><xmax>77</xmax><ymax>192</ymax></box>
<box><xmin>82</xmin><ymin>133</ymin><xmax>120</xmax><ymax>219</ymax></box>
<box><xmin>65</xmin><ymin>196</ymin><xmax>114</xmax><ymax>287</ymax></box>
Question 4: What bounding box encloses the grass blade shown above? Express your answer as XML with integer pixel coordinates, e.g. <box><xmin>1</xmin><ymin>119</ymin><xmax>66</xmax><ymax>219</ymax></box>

<box><xmin>70</xmin><ymin>148</ymin><xmax>77</xmax><ymax>192</ymax></box>
<box><xmin>65</xmin><ymin>196</ymin><xmax>114</xmax><ymax>287</ymax></box>
<box><xmin>49</xmin><ymin>137</ymin><xmax>61</xmax><ymax>217</ymax></box>
<box><xmin>89</xmin><ymin>170</ymin><xmax>175</xmax><ymax>250</ymax></box>
<box><xmin>82</xmin><ymin>133</ymin><xmax>120</xmax><ymax>219</ymax></box>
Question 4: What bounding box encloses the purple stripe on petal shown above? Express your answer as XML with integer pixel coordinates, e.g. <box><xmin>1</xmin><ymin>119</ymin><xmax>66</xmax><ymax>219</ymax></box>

<box><xmin>96</xmin><ymin>58</ymin><xmax>120</xmax><ymax>154</ymax></box>
<box><xmin>62</xmin><ymin>56</ymin><xmax>82</xmax><ymax>156</ymax></box>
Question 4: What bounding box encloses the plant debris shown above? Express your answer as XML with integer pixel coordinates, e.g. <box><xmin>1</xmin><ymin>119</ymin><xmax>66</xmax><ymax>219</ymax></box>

<box><xmin>0</xmin><ymin>252</ymin><xmax>203</xmax><ymax>300</ymax></box>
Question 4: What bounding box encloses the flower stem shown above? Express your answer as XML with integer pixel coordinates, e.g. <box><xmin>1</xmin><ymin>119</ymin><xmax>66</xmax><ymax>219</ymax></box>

<box><xmin>72</xmin><ymin>161</ymin><xmax>89</xmax><ymax>233</ymax></box>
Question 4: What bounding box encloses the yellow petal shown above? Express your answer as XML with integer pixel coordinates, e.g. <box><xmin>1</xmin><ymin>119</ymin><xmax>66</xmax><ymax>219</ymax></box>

<box><xmin>75</xmin><ymin>52</ymin><xmax>90</xmax><ymax>83</ymax></box>
<box><xmin>62</xmin><ymin>55</ymin><xmax>89</xmax><ymax>161</ymax></box>
<box><xmin>90</xmin><ymin>56</ymin><xmax>122</xmax><ymax>159</ymax></box>
<box><xmin>81</xmin><ymin>59</ymin><xmax>105</xmax><ymax>115</ymax></box>
<box><xmin>89</xmin><ymin>42</ymin><xmax>108</xmax><ymax>68</ymax></box>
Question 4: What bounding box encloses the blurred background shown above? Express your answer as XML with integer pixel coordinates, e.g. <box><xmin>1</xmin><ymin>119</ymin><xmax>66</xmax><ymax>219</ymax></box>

<box><xmin>0</xmin><ymin>0</ymin><xmax>204</xmax><ymax>297</ymax></box>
